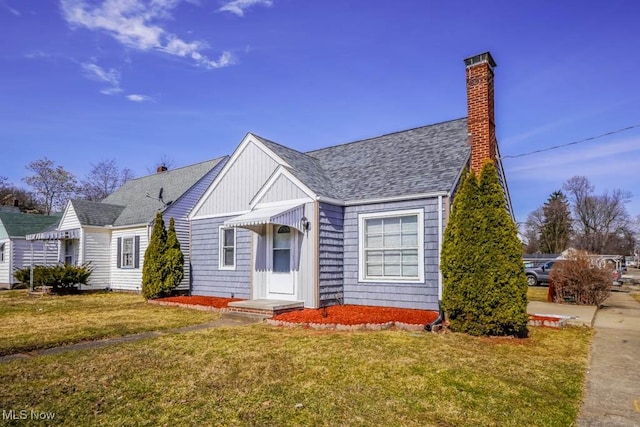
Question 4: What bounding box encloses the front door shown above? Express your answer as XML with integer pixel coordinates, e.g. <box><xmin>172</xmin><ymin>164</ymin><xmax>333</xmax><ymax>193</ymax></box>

<box><xmin>268</xmin><ymin>225</ymin><xmax>296</xmax><ymax>299</ymax></box>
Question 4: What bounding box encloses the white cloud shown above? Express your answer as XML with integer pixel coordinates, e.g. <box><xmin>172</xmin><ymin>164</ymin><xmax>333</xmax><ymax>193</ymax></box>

<box><xmin>2</xmin><ymin>1</ymin><xmax>20</xmax><ymax>16</ymax></box>
<box><xmin>81</xmin><ymin>62</ymin><xmax>123</xmax><ymax>94</ymax></box>
<box><xmin>218</xmin><ymin>0</ymin><xmax>272</xmax><ymax>17</ymax></box>
<box><xmin>127</xmin><ymin>94</ymin><xmax>152</xmax><ymax>102</ymax></box>
<box><xmin>24</xmin><ymin>50</ymin><xmax>50</xmax><ymax>59</ymax></box>
<box><xmin>60</xmin><ymin>0</ymin><xmax>233</xmax><ymax>69</ymax></box>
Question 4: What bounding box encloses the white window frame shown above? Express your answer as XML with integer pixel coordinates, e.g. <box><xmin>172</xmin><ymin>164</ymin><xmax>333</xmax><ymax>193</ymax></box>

<box><xmin>219</xmin><ymin>226</ymin><xmax>237</xmax><ymax>270</ymax></box>
<box><xmin>121</xmin><ymin>236</ymin><xmax>135</xmax><ymax>269</ymax></box>
<box><xmin>358</xmin><ymin>208</ymin><xmax>424</xmax><ymax>283</ymax></box>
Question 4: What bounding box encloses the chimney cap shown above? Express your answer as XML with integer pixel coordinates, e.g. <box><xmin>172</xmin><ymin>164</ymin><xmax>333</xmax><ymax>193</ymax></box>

<box><xmin>464</xmin><ymin>51</ymin><xmax>497</xmax><ymax>69</ymax></box>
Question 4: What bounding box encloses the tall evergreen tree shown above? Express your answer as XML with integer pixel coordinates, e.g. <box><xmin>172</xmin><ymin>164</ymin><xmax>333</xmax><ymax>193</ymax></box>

<box><xmin>442</xmin><ymin>161</ymin><xmax>528</xmax><ymax>337</ymax></box>
<box><xmin>142</xmin><ymin>212</ymin><xmax>168</xmax><ymax>299</ymax></box>
<box><xmin>163</xmin><ymin>218</ymin><xmax>184</xmax><ymax>291</ymax></box>
<box><xmin>539</xmin><ymin>191</ymin><xmax>571</xmax><ymax>253</ymax></box>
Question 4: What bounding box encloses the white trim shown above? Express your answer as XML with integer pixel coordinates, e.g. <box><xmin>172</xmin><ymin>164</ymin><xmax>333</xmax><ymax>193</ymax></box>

<box><xmin>190</xmin><ymin>210</ymin><xmax>251</xmax><ymax>221</ymax></box>
<box><xmin>316</xmin><ymin>192</ymin><xmax>450</xmax><ymax>207</ymax></box>
<box><xmin>253</xmin><ymin>198</ymin><xmax>313</xmax><ymax>210</ymax></box>
<box><xmin>218</xmin><ymin>226</ymin><xmax>236</xmax><ymax>270</ymax></box>
<box><xmin>189</xmin><ymin>134</ymin><xmax>291</xmax><ymax>220</ymax></box>
<box><xmin>358</xmin><ymin>208</ymin><xmax>425</xmax><ymax>283</ymax></box>
<box><xmin>109</xmin><ymin>223</ymin><xmax>150</xmax><ymax>230</ymax></box>
<box><xmin>250</xmin><ymin>166</ymin><xmax>316</xmax><ymax>208</ymax></box>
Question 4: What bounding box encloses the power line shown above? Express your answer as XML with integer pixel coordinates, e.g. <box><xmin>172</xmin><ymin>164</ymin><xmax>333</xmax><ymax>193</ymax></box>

<box><xmin>500</xmin><ymin>123</ymin><xmax>640</xmax><ymax>159</ymax></box>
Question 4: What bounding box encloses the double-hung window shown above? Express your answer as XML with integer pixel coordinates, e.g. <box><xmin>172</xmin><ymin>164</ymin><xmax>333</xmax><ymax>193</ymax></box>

<box><xmin>359</xmin><ymin>209</ymin><xmax>424</xmax><ymax>282</ymax></box>
<box><xmin>219</xmin><ymin>227</ymin><xmax>236</xmax><ymax>270</ymax></box>
<box><xmin>121</xmin><ymin>237</ymin><xmax>134</xmax><ymax>268</ymax></box>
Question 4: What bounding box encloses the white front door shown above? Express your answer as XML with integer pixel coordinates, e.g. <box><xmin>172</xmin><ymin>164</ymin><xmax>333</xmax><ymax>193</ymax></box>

<box><xmin>268</xmin><ymin>225</ymin><xmax>296</xmax><ymax>299</ymax></box>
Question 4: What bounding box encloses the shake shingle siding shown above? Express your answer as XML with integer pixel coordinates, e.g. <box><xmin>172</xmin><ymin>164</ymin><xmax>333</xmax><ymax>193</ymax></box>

<box><xmin>164</xmin><ymin>159</ymin><xmax>228</xmax><ymax>290</ymax></box>
<box><xmin>343</xmin><ymin>198</ymin><xmax>440</xmax><ymax>310</ymax></box>
<box><xmin>318</xmin><ymin>203</ymin><xmax>344</xmax><ymax>305</ymax></box>
<box><xmin>190</xmin><ymin>216</ymin><xmax>251</xmax><ymax>298</ymax></box>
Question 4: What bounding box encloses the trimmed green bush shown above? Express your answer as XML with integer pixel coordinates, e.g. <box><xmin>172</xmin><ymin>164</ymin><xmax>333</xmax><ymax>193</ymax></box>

<box><xmin>13</xmin><ymin>263</ymin><xmax>93</xmax><ymax>292</ymax></box>
<box><xmin>163</xmin><ymin>217</ymin><xmax>184</xmax><ymax>290</ymax></box>
<box><xmin>142</xmin><ymin>212</ymin><xmax>168</xmax><ymax>299</ymax></box>
<box><xmin>442</xmin><ymin>161</ymin><xmax>529</xmax><ymax>337</ymax></box>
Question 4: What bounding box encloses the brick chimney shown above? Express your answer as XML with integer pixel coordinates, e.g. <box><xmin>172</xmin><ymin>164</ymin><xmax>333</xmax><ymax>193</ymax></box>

<box><xmin>464</xmin><ymin>51</ymin><xmax>497</xmax><ymax>175</ymax></box>
<box><xmin>156</xmin><ymin>165</ymin><xmax>168</xmax><ymax>173</ymax></box>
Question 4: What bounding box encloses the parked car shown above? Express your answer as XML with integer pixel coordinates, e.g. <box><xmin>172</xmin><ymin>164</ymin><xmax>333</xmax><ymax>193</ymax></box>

<box><xmin>525</xmin><ymin>261</ymin><xmax>555</xmax><ymax>286</ymax></box>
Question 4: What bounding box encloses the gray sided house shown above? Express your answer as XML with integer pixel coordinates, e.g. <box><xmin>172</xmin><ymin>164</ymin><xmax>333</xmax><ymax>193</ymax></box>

<box><xmin>189</xmin><ymin>52</ymin><xmax>514</xmax><ymax>311</ymax></box>
<box><xmin>0</xmin><ymin>212</ymin><xmax>60</xmax><ymax>288</ymax></box>
<box><xmin>27</xmin><ymin>157</ymin><xmax>227</xmax><ymax>292</ymax></box>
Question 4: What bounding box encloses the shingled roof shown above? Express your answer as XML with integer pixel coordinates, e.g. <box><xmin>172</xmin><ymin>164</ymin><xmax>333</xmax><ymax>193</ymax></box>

<box><xmin>0</xmin><ymin>212</ymin><xmax>61</xmax><ymax>238</ymax></box>
<box><xmin>69</xmin><ymin>200</ymin><xmax>124</xmax><ymax>227</ymax></box>
<box><xmin>253</xmin><ymin>118</ymin><xmax>470</xmax><ymax>201</ymax></box>
<box><xmin>102</xmin><ymin>157</ymin><xmax>225</xmax><ymax>226</ymax></box>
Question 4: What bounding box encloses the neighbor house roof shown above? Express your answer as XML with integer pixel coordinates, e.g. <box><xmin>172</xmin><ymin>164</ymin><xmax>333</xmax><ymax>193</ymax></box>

<box><xmin>102</xmin><ymin>157</ymin><xmax>226</xmax><ymax>226</ymax></box>
<box><xmin>0</xmin><ymin>212</ymin><xmax>61</xmax><ymax>238</ymax></box>
<box><xmin>69</xmin><ymin>199</ymin><xmax>125</xmax><ymax>227</ymax></box>
<box><xmin>253</xmin><ymin>118</ymin><xmax>470</xmax><ymax>201</ymax></box>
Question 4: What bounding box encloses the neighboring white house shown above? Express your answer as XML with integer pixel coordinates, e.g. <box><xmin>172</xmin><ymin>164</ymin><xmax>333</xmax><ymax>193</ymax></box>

<box><xmin>0</xmin><ymin>211</ymin><xmax>59</xmax><ymax>289</ymax></box>
<box><xmin>27</xmin><ymin>158</ymin><xmax>228</xmax><ymax>292</ymax></box>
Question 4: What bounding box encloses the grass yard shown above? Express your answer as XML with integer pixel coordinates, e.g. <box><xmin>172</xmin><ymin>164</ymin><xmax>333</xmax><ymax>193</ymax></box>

<box><xmin>527</xmin><ymin>285</ymin><xmax>549</xmax><ymax>302</ymax></box>
<box><xmin>0</xmin><ymin>290</ymin><xmax>218</xmax><ymax>356</ymax></box>
<box><xmin>0</xmin><ymin>324</ymin><xmax>591</xmax><ymax>426</ymax></box>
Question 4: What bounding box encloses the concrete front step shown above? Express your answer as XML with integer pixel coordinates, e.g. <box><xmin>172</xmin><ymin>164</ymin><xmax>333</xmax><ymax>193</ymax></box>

<box><xmin>226</xmin><ymin>299</ymin><xmax>304</xmax><ymax>318</ymax></box>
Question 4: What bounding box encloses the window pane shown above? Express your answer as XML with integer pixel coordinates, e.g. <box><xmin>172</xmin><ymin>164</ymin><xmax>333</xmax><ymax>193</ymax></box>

<box><xmin>366</xmin><ymin>234</ymin><xmax>383</xmax><ymax>248</ymax></box>
<box><xmin>384</xmin><ymin>233</ymin><xmax>401</xmax><ymax>247</ymax></box>
<box><xmin>365</xmin><ymin>218</ymin><xmax>383</xmax><ymax>234</ymax></box>
<box><xmin>384</xmin><ymin>263</ymin><xmax>401</xmax><ymax>276</ymax></box>
<box><xmin>274</xmin><ymin>226</ymin><xmax>290</xmax><ymax>249</ymax></box>
<box><xmin>401</xmin><ymin>233</ymin><xmax>418</xmax><ymax>246</ymax></box>
<box><xmin>223</xmin><ymin>248</ymin><xmax>234</xmax><ymax>266</ymax></box>
<box><xmin>403</xmin><ymin>264</ymin><xmax>419</xmax><ymax>277</ymax></box>
<box><xmin>224</xmin><ymin>229</ymin><xmax>234</xmax><ymax>246</ymax></box>
<box><xmin>401</xmin><ymin>216</ymin><xmax>418</xmax><ymax>232</ymax></box>
<box><xmin>402</xmin><ymin>250</ymin><xmax>419</xmax><ymax>265</ymax></box>
<box><xmin>367</xmin><ymin>263</ymin><xmax>383</xmax><ymax>276</ymax></box>
<box><xmin>366</xmin><ymin>250</ymin><xmax>383</xmax><ymax>264</ymax></box>
<box><xmin>384</xmin><ymin>217</ymin><xmax>401</xmax><ymax>233</ymax></box>
<box><xmin>273</xmin><ymin>249</ymin><xmax>290</xmax><ymax>272</ymax></box>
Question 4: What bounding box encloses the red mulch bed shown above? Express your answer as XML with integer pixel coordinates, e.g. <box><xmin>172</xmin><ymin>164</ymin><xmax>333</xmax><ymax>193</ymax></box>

<box><xmin>157</xmin><ymin>295</ymin><xmax>243</xmax><ymax>309</ymax></box>
<box><xmin>273</xmin><ymin>305</ymin><xmax>438</xmax><ymax>325</ymax></box>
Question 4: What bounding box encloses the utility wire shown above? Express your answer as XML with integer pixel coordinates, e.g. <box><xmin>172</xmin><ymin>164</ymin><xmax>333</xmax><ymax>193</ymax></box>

<box><xmin>500</xmin><ymin>123</ymin><xmax>640</xmax><ymax>159</ymax></box>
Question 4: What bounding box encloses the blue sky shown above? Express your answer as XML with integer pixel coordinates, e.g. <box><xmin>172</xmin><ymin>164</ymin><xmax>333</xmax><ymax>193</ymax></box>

<box><xmin>1</xmin><ymin>0</ymin><xmax>639</xmax><ymax>223</ymax></box>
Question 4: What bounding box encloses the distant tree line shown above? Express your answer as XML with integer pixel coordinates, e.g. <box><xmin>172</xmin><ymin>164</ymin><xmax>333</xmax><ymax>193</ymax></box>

<box><xmin>524</xmin><ymin>176</ymin><xmax>638</xmax><ymax>256</ymax></box>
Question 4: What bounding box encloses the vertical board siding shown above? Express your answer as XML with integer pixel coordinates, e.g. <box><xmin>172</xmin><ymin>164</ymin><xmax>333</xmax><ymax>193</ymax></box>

<box><xmin>190</xmin><ymin>216</ymin><xmax>251</xmax><ymax>298</ymax></box>
<box><xmin>258</xmin><ymin>174</ymin><xmax>309</xmax><ymax>205</ymax></box>
<box><xmin>192</xmin><ymin>143</ymin><xmax>280</xmax><ymax>217</ymax></box>
<box><xmin>343</xmin><ymin>198</ymin><xmax>440</xmax><ymax>311</ymax></box>
<box><xmin>318</xmin><ymin>203</ymin><xmax>344</xmax><ymax>306</ymax></box>
<box><xmin>110</xmin><ymin>227</ymin><xmax>148</xmax><ymax>292</ymax></box>
<box><xmin>83</xmin><ymin>229</ymin><xmax>111</xmax><ymax>288</ymax></box>
<box><xmin>164</xmin><ymin>159</ymin><xmax>227</xmax><ymax>291</ymax></box>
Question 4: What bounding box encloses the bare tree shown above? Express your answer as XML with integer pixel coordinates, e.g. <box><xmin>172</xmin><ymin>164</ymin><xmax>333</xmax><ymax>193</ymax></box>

<box><xmin>147</xmin><ymin>155</ymin><xmax>175</xmax><ymax>174</ymax></box>
<box><xmin>23</xmin><ymin>158</ymin><xmax>78</xmax><ymax>215</ymax></box>
<box><xmin>563</xmin><ymin>176</ymin><xmax>632</xmax><ymax>254</ymax></box>
<box><xmin>524</xmin><ymin>207</ymin><xmax>544</xmax><ymax>253</ymax></box>
<box><xmin>78</xmin><ymin>159</ymin><xmax>135</xmax><ymax>201</ymax></box>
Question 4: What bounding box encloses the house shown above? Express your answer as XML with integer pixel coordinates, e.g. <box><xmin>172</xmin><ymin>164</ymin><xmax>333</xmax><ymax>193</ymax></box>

<box><xmin>0</xmin><ymin>211</ymin><xmax>60</xmax><ymax>288</ymax></box>
<box><xmin>188</xmin><ymin>51</ymin><xmax>513</xmax><ymax>312</ymax></box>
<box><xmin>27</xmin><ymin>158</ymin><xmax>228</xmax><ymax>291</ymax></box>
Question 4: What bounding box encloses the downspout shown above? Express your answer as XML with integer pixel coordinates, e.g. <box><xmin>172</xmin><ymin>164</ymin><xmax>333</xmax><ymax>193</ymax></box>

<box><xmin>426</xmin><ymin>195</ymin><xmax>445</xmax><ymax>332</ymax></box>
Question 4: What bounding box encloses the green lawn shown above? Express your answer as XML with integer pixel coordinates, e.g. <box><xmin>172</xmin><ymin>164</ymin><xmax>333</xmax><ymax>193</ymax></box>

<box><xmin>0</xmin><ymin>290</ymin><xmax>218</xmax><ymax>356</ymax></box>
<box><xmin>0</xmin><ymin>323</ymin><xmax>591</xmax><ymax>426</ymax></box>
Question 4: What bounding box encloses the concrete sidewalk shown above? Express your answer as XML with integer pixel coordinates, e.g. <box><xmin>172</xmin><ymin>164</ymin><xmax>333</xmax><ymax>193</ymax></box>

<box><xmin>578</xmin><ymin>290</ymin><xmax>640</xmax><ymax>426</ymax></box>
<box><xmin>527</xmin><ymin>300</ymin><xmax>598</xmax><ymax>327</ymax></box>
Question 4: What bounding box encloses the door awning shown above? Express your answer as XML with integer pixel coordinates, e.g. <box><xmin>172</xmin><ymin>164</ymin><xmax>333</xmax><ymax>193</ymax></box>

<box><xmin>27</xmin><ymin>228</ymin><xmax>81</xmax><ymax>241</ymax></box>
<box><xmin>224</xmin><ymin>203</ymin><xmax>306</xmax><ymax>234</ymax></box>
